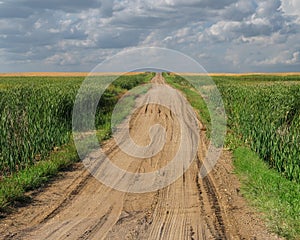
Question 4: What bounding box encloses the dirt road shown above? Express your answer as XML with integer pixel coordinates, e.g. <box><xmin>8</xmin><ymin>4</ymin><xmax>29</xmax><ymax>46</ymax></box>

<box><xmin>1</xmin><ymin>74</ymin><xmax>280</xmax><ymax>239</ymax></box>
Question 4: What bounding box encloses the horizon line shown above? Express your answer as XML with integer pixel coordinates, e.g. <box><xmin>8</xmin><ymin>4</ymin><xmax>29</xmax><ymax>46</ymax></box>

<box><xmin>0</xmin><ymin>72</ymin><xmax>300</xmax><ymax>77</ymax></box>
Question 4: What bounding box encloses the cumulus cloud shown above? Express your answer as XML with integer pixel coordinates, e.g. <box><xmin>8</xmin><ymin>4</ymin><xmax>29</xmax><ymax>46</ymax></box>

<box><xmin>0</xmin><ymin>0</ymin><xmax>299</xmax><ymax>72</ymax></box>
<box><xmin>281</xmin><ymin>0</ymin><xmax>300</xmax><ymax>17</ymax></box>
<box><xmin>259</xmin><ymin>51</ymin><xmax>300</xmax><ymax>65</ymax></box>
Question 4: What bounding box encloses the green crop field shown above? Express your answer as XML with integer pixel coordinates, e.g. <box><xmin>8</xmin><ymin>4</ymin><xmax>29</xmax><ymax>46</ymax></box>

<box><xmin>0</xmin><ymin>74</ymin><xmax>152</xmax><ymax>176</ymax></box>
<box><xmin>216</xmin><ymin>77</ymin><xmax>300</xmax><ymax>183</ymax></box>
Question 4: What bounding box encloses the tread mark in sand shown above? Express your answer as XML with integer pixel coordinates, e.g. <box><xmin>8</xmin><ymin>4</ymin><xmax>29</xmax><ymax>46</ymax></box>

<box><xmin>195</xmin><ymin>156</ymin><xmax>227</xmax><ymax>240</ymax></box>
<box><xmin>202</xmin><ymin>176</ymin><xmax>227</xmax><ymax>239</ymax></box>
<box><xmin>190</xmin><ymin>226</ymin><xmax>196</xmax><ymax>240</ymax></box>
<box><xmin>40</xmin><ymin>173</ymin><xmax>92</xmax><ymax>224</ymax></box>
<box><xmin>159</xmin><ymin>223</ymin><xmax>165</xmax><ymax>239</ymax></box>
<box><xmin>79</xmin><ymin>206</ymin><xmax>113</xmax><ymax>240</ymax></box>
<box><xmin>40</xmin><ymin>144</ymin><xmax>120</xmax><ymax>225</ymax></box>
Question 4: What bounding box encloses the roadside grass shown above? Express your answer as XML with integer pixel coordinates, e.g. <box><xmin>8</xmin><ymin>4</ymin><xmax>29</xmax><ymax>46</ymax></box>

<box><xmin>166</xmin><ymin>73</ymin><xmax>300</xmax><ymax>240</ymax></box>
<box><xmin>0</xmin><ymin>128</ymin><xmax>111</xmax><ymax>214</ymax></box>
<box><xmin>0</xmin><ymin>73</ymin><xmax>154</xmax><ymax>213</ymax></box>
<box><xmin>233</xmin><ymin>146</ymin><xmax>300</xmax><ymax>239</ymax></box>
<box><xmin>0</xmin><ymin>141</ymin><xmax>79</xmax><ymax>213</ymax></box>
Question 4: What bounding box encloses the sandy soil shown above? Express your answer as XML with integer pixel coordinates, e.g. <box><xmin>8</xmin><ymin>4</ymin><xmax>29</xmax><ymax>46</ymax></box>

<box><xmin>0</xmin><ymin>74</ymin><xmax>282</xmax><ymax>239</ymax></box>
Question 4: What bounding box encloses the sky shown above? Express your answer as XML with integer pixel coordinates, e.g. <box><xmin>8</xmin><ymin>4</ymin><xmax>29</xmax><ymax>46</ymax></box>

<box><xmin>0</xmin><ymin>0</ymin><xmax>299</xmax><ymax>73</ymax></box>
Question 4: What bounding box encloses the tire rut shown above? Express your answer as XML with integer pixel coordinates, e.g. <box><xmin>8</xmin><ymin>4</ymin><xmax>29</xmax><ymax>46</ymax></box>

<box><xmin>195</xmin><ymin>155</ymin><xmax>227</xmax><ymax>239</ymax></box>
<box><xmin>40</xmin><ymin>172</ymin><xmax>92</xmax><ymax>224</ymax></box>
<box><xmin>78</xmin><ymin>207</ymin><xmax>113</xmax><ymax>240</ymax></box>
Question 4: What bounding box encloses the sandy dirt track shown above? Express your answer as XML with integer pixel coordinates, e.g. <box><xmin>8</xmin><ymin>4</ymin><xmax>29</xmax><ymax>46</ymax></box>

<box><xmin>0</xmin><ymin>74</ymin><xmax>281</xmax><ymax>239</ymax></box>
